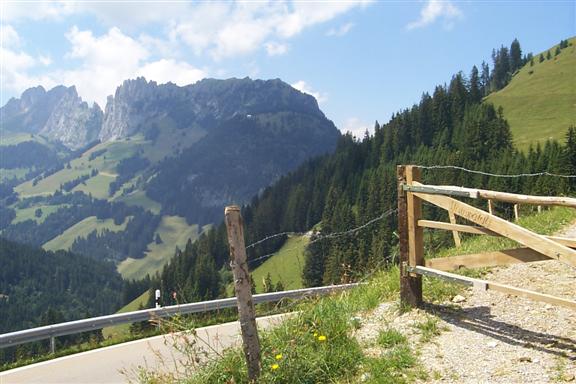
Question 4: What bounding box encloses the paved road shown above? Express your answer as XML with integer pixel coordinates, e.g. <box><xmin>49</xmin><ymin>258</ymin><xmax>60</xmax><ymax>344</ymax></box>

<box><xmin>0</xmin><ymin>313</ymin><xmax>291</xmax><ymax>384</ymax></box>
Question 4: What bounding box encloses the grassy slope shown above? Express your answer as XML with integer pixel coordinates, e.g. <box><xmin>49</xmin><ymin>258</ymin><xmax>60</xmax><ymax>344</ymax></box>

<box><xmin>102</xmin><ymin>290</ymin><xmax>151</xmax><ymax>340</ymax></box>
<box><xmin>43</xmin><ymin>215</ymin><xmax>129</xmax><ymax>251</ymax></box>
<box><xmin>117</xmin><ymin>215</ymin><xmax>200</xmax><ymax>280</ymax></box>
<box><xmin>250</xmin><ymin>236</ymin><xmax>309</xmax><ymax>293</ymax></box>
<box><xmin>486</xmin><ymin>37</ymin><xmax>576</xmax><ymax>150</ymax></box>
<box><xmin>12</xmin><ymin>204</ymin><xmax>69</xmax><ymax>224</ymax></box>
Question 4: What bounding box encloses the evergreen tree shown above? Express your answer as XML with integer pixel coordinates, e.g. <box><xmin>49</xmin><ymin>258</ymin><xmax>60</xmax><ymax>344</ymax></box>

<box><xmin>469</xmin><ymin>65</ymin><xmax>482</xmax><ymax>103</ymax></box>
<box><xmin>509</xmin><ymin>38</ymin><xmax>522</xmax><ymax>72</ymax></box>
<box><xmin>539</xmin><ymin>53</ymin><xmax>545</xmax><ymax>63</ymax></box>
<box><xmin>546</xmin><ymin>50</ymin><xmax>552</xmax><ymax>60</ymax></box>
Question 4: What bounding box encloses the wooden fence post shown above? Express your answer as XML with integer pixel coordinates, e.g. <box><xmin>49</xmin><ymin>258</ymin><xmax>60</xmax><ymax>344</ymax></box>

<box><xmin>514</xmin><ymin>204</ymin><xmax>520</xmax><ymax>221</ymax></box>
<box><xmin>448</xmin><ymin>211</ymin><xmax>461</xmax><ymax>247</ymax></box>
<box><xmin>224</xmin><ymin>206</ymin><xmax>261</xmax><ymax>382</ymax></box>
<box><xmin>488</xmin><ymin>199</ymin><xmax>494</xmax><ymax>215</ymax></box>
<box><xmin>397</xmin><ymin>166</ymin><xmax>423</xmax><ymax>307</ymax></box>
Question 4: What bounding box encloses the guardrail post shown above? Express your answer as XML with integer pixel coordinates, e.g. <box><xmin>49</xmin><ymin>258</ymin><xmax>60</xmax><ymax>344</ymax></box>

<box><xmin>397</xmin><ymin>165</ymin><xmax>423</xmax><ymax>307</ymax></box>
<box><xmin>224</xmin><ymin>205</ymin><xmax>261</xmax><ymax>382</ymax></box>
<box><xmin>50</xmin><ymin>336</ymin><xmax>55</xmax><ymax>354</ymax></box>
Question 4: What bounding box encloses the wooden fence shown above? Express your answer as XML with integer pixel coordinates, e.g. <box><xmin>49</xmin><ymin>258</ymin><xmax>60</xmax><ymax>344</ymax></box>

<box><xmin>397</xmin><ymin>165</ymin><xmax>576</xmax><ymax>310</ymax></box>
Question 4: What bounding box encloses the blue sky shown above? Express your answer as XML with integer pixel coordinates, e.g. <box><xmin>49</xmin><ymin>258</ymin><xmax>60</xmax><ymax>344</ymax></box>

<box><xmin>1</xmin><ymin>1</ymin><xmax>574</xmax><ymax>136</ymax></box>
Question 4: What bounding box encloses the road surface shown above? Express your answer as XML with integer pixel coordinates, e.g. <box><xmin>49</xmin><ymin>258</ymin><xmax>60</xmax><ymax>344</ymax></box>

<box><xmin>0</xmin><ymin>313</ymin><xmax>291</xmax><ymax>384</ymax></box>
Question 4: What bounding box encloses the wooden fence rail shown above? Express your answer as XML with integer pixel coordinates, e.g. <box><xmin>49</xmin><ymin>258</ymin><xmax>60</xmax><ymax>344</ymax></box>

<box><xmin>397</xmin><ymin>165</ymin><xmax>576</xmax><ymax>311</ymax></box>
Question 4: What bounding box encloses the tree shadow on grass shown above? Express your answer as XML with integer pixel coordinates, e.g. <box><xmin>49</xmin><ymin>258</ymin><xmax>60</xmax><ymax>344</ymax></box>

<box><xmin>423</xmin><ymin>303</ymin><xmax>576</xmax><ymax>361</ymax></box>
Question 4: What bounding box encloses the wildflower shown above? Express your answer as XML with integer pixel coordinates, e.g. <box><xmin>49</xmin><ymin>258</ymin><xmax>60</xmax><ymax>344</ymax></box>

<box><xmin>275</xmin><ymin>353</ymin><xmax>283</xmax><ymax>360</ymax></box>
<box><xmin>318</xmin><ymin>335</ymin><xmax>327</xmax><ymax>342</ymax></box>
<box><xmin>313</xmin><ymin>332</ymin><xmax>318</xmax><ymax>338</ymax></box>
<box><xmin>271</xmin><ymin>363</ymin><xmax>279</xmax><ymax>370</ymax></box>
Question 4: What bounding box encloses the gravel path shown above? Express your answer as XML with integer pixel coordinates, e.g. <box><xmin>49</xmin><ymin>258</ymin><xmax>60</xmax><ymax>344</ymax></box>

<box><xmin>356</xmin><ymin>226</ymin><xmax>576</xmax><ymax>383</ymax></box>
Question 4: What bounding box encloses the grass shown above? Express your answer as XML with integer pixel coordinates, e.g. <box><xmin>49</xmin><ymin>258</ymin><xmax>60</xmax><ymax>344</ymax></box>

<box><xmin>12</xmin><ymin>204</ymin><xmax>68</xmax><ymax>224</ymax></box>
<box><xmin>377</xmin><ymin>329</ymin><xmax>407</xmax><ymax>348</ymax></box>
<box><xmin>413</xmin><ymin>317</ymin><xmax>443</xmax><ymax>343</ymax></box>
<box><xmin>102</xmin><ymin>290</ymin><xmax>151</xmax><ymax>340</ymax></box>
<box><xmin>43</xmin><ymin>215</ymin><xmax>129</xmax><ymax>251</ymax></box>
<box><xmin>112</xmin><ymin>189</ymin><xmax>162</xmax><ymax>214</ymax></box>
<box><xmin>485</xmin><ymin>37</ymin><xmax>576</xmax><ymax>150</ymax></box>
<box><xmin>250</xmin><ymin>236</ymin><xmax>309</xmax><ymax>293</ymax></box>
<box><xmin>117</xmin><ymin>215</ymin><xmax>200</xmax><ymax>280</ymax></box>
<box><xmin>72</xmin><ymin>173</ymin><xmax>116</xmax><ymax>199</ymax></box>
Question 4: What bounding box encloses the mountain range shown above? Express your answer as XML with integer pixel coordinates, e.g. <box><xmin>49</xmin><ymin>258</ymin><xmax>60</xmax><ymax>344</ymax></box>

<box><xmin>0</xmin><ymin>77</ymin><xmax>340</xmax><ymax>278</ymax></box>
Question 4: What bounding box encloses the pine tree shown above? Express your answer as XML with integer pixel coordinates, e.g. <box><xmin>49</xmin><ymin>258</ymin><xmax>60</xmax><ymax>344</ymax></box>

<box><xmin>539</xmin><ymin>53</ymin><xmax>545</xmax><ymax>63</ymax></box>
<box><xmin>469</xmin><ymin>65</ymin><xmax>482</xmax><ymax>103</ymax></box>
<box><xmin>509</xmin><ymin>38</ymin><xmax>522</xmax><ymax>72</ymax></box>
<box><xmin>546</xmin><ymin>50</ymin><xmax>552</xmax><ymax>60</ymax></box>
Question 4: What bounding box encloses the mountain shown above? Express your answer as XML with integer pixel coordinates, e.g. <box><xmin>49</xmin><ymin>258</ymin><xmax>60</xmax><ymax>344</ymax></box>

<box><xmin>0</xmin><ymin>77</ymin><xmax>340</xmax><ymax>278</ymax></box>
<box><xmin>1</xmin><ymin>85</ymin><xmax>103</xmax><ymax>150</ymax></box>
<box><xmin>486</xmin><ymin>37</ymin><xmax>575</xmax><ymax>149</ymax></box>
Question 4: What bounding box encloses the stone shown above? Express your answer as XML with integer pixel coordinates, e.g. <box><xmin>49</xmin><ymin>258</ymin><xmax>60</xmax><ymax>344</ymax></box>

<box><xmin>452</xmin><ymin>295</ymin><xmax>466</xmax><ymax>303</ymax></box>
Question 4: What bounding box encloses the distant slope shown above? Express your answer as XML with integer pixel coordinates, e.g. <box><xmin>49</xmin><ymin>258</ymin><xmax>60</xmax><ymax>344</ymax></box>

<box><xmin>0</xmin><ymin>238</ymin><xmax>123</xmax><ymax>333</ymax></box>
<box><xmin>117</xmin><ymin>216</ymin><xmax>201</xmax><ymax>280</ymax></box>
<box><xmin>486</xmin><ymin>37</ymin><xmax>576</xmax><ymax>149</ymax></box>
<box><xmin>250</xmin><ymin>235</ymin><xmax>308</xmax><ymax>293</ymax></box>
<box><xmin>102</xmin><ymin>290</ymin><xmax>150</xmax><ymax>340</ymax></box>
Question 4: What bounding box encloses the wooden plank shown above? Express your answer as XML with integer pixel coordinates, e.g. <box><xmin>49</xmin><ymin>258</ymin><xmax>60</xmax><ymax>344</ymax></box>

<box><xmin>405</xmin><ymin>184</ymin><xmax>576</xmax><ymax>208</ymax></box>
<box><xmin>418</xmin><ymin>220</ymin><xmax>499</xmax><ymax>236</ymax></box>
<box><xmin>418</xmin><ymin>220</ymin><xmax>576</xmax><ymax>249</ymax></box>
<box><xmin>448</xmin><ymin>211</ymin><xmax>461</xmax><ymax>247</ymax></box>
<box><xmin>410</xmin><ymin>266</ymin><xmax>576</xmax><ymax>310</ymax></box>
<box><xmin>397</xmin><ymin>166</ymin><xmax>422</xmax><ymax>307</ymax></box>
<box><xmin>406</xmin><ymin>166</ymin><xmax>424</xmax><ymax>274</ymax></box>
<box><xmin>488</xmin><ymin>199</ymin><xmax>494</xmax><ymax>215</ymax></box>
<box><xmin>412</xmin><ymin>182</ymin><xmax>576</xmax><ymax>268</ymax></box>
<box><xmin>425</xmin><ymin>248</ymin><xmax>550</xmax><ymax>271</ymax></box>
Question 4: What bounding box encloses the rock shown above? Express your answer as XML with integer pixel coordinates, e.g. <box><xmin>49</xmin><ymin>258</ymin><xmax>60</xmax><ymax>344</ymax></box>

<box><xmin>518</xmin><ymin>356</ymin><xmax>532</xmax><ymax>363</ymax></box>
<box><xmin>487</xmin><ymin>341</ymin><xmax>498</xmax><ymax>348</ymax></box>
<box><xmin>564</xmin><ymin>373</ymin><xmax>575</xmax><ymax>382</ymax></box>
<box><xmin>360</xmin><ymin>373</ymin><xmax>371</xmax><ymax>382</ymax></box>
<box><xmin>452</xmin><ymin>295</ymin><xmax>466</xmax><ymax>303</ymax></box>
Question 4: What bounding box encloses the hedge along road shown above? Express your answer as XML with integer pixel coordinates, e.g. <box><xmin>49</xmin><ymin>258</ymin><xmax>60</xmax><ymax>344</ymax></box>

<box><xmin>0</xmin><ymin>313</ymin><xmax>292</xmax><ymax>384</ymax></box>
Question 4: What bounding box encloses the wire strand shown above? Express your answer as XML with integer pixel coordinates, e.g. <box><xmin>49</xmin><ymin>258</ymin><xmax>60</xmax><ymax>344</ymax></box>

<box><xmin>417</xmin><ymin>165</ymin><xmax>576</xmax><ymax>178</ymax></box>
<box><xmin>247</xmin><ymin>208</ymin><xmax>397</xmax><ymax>265</ymax></box>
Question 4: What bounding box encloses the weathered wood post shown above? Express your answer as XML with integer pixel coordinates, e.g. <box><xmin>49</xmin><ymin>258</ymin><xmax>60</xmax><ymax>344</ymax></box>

<box><xmin>448</xmin><ymin>211</ymin><xmax>461</xmax><ymax>247</ymax></box>
<box><xmin>514</xmin><ymin>204</ymin><xmax>520</xmax><ymax>221</ymax></box>
<box><xmin>488</xmin><ymin>199</ymin><xmax>494</xmax><ymax>215</ymax></box>
<box><xmin>224</xmin><ymin>205</ymin><xmax>261</xmax><ymax>382</ymax></box>
<box><xmin>397</xmin><ymin>165</ymin><xmax>423</xmax><ymax>307</ymax></box>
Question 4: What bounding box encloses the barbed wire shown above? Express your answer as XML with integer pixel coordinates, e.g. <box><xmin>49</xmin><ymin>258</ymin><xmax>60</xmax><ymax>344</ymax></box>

<box><xmin>417</xmin><ymin>165</ymin><xmax>576</xmax><ymax>179</ymax></box>
<box><xmin>247</xmin><ymin>208</ymin><xmax>397</xmax><ymax>266</ymax></box>
<box><xmin>245</xmin><ymin>231</ymin><xmax>305</xmax><ymax>250</ymax></box>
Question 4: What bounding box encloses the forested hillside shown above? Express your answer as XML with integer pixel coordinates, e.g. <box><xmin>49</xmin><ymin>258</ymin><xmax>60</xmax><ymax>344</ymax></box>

<box><xmin>153</xmin><ymin>38</ymin><xmax>576</xmax><ymax>306</ymax></box>
<box><xmin>0</xmin><ymin>238</ymin><xmax>124</xmax><ymax>334</ymax></box>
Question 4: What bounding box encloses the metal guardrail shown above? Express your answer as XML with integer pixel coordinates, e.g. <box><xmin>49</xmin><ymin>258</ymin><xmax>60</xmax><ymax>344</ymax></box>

<box><xmin>0</xmin><ymin>283</ymin><xmax>359</xmax><ymax>349</ymax></box>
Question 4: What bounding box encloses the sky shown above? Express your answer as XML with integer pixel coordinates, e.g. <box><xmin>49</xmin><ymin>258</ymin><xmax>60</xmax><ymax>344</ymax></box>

<box><xmin>1</xmin><ymin>0</ymin><xmax>575</xmax><ymax>137</ymax></box>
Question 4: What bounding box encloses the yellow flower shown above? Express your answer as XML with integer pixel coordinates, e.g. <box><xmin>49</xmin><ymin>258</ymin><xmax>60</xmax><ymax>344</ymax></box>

<box><xmin>271</xmin><ymin>363</ymin><xmax>279</xmax><ymax>370</ymax></box>
<box><xmin>318</xmin><ymin>335</ymin><xmax>327</xmax><ymax>342</ymax></box>
<box><xmin>275</xmin><ymin>353</ymin><xmax>283</xmax><ymax>360</ymax></box>
<box><xmin>313</xmin><ymin>332</ymin><xmax>318</xmax><ymax>337</ymax></box>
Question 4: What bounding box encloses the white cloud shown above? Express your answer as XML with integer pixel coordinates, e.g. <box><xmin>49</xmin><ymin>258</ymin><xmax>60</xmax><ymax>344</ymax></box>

<box><xmin>38</xmin><ymin>55</ymin><xmax>53</xmax><ymax>66</ymax></box>
<box><xmin>171</xmin><ymin>1</ymin><xmax>371</xmax><ymax>59</ymax></box>
<box><xmin>137</xmin><ymin>59</ymin><xmax>206</xmax><ymax>87</ymax></box>
<box><xmin>2</xmin><ymin>26</ymin><xmax>206</xmax><ymax>107</ymax></box>
<box><xmin>342</xmin><ymin>117</ymin><xmax>371</xmax><ymax>138</ymax></box>
<box><xmin>265</xmin><ymin>41</ymin><xmax>289</xmax><ymax>56</ymax></box>
<box><xmin>291</xmin><ymin>80</ymin><xmax>327</xmax><ymax>104</ymax></box>
<box><xmin>326</xmin><ymin>22</ymin><xmax>355</xmax><ymax>37</ymax></box>
<box><xmin>1</xmin><ymin>26</ymin><xmax>58</xmax><ymax>98</ymax></box>
<box><xmin>1</xmin><ymin>25</ymin><xmax>21</xmax><ymax>47</ymax></box>
<box><xmin>406</xmin><ymin>0</ymin><xmax>463</xmax><ymax>30</ymax></box>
